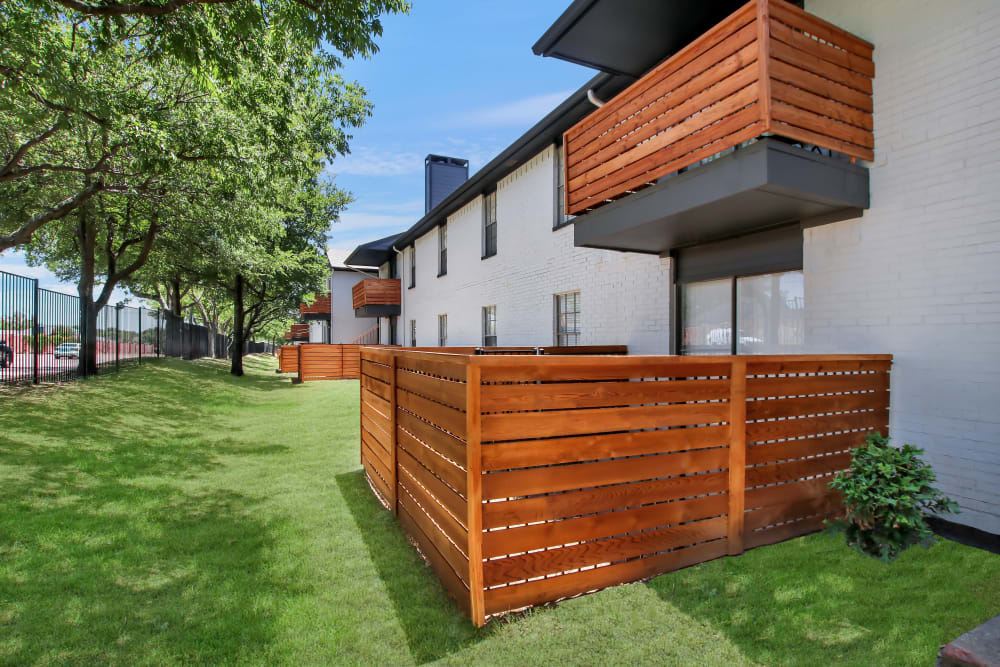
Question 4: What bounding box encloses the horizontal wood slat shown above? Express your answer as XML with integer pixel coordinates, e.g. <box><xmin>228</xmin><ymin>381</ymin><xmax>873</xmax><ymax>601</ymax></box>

<box><xmin>484</xmin><ymin>516</ymin><xmax>728</xmax><ymax>588</ymax></box>
<box><xmin>481</xmin><ymin>424</ymin><xmax>729</xmax><ymax>471</ymax></box>
<box><xmin>482</xmin><ymin>401</ymin><xmax>729</xmax><ymax>442</ymax></box>
<box><xmin>484</xmin><ymin>539</ymin><xmax>728</xmax><ymax>616</ymax></box>
<box><xmin>483</xmin><ymin>493</ymin><xmax>728</xmax><ymax>560</ymax></box>
<box><xmin>352</xmin><ymin>278</ymin><xmax>401</xmax><ymax>310</ymax></box>
<box><xmin>480</xmin><ymin>378</ymin><xmax>730</xmax><ymax>413</ymax></box>
<box><xmin>483</xmin><ymin>471</ymin><xmax>729</xmax><ymax>530</ymax></box>
<box><xmin>563</xmin><ymin>0</ymin><xmax>875</xmax><ymax>215</ymax></box>
<box><xmin>483</xmin><ymin>447</ymin><xmax>729</xmax><ymax>500</ymax></box>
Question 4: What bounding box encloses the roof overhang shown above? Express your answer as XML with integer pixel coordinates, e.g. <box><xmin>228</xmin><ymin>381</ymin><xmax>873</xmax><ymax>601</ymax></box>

<box><xmin>573</xmin><ymin>139</ymin><xmax>869</xmax><ymax>255</ymax></box>
<box><xmin>533</xmin><ymin>0</ymin><xmax>752</xmax><ymax>77</ymax></box>
<box><xmin>343</xmin><ymin>233</ymin><xmax>403</xmax><ymax>268</ymax></box>
<box><xmin>354</xmin><ymin>305</ymin><xmax>401</xmax><ymax>318</ymax></box>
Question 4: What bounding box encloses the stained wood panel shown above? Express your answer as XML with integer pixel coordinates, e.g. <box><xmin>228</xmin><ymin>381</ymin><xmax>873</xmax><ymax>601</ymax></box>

<box><xmin>352</xmin><ymin>278</ymin><xmax>401</xmax><ymax>310</ymax></box>
<box><xmin>358</xmin><ymin>348</ymin><xmax>891</xmax><ymax>627</ymax></box>
<box><xmin>563</xmin><ymin>0</ymin><xmax>875</xmax><ymax>215</ymax></box>
<box><xmin>277</xmin><ymin>346</ymin><xmax>299</xmax><ymax>374</ymax></box>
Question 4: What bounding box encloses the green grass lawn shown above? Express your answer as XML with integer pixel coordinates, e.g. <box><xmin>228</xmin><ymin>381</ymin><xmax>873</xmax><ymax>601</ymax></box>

<box><xmin>1</xmin><ymin>356</ymin><xmax>997</xmax><ymax>666</ymax></box>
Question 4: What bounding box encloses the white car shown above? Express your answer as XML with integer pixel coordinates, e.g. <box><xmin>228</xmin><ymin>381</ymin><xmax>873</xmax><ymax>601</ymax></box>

<box><xmin>54</xmin><ymin>343</ymin><xmax>81</xmax><ymax>359</ymax></box>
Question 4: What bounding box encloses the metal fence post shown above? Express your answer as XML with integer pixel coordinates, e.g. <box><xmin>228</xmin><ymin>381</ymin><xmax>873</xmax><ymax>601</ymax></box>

<box><xmin>156</xmin><ymin>310</ymin><xmax>161</xmax><ymax>358</ymax></box>
<box><xmin>32</xmin><ymin>278</ymin><xmax>39</xmax><ymax>384</ymax></box>
<box><xmin>115</xmin><ymin>304</ymin><xmax>121</xmax><ymax>372</ymax></box>
<box><xmin>138</xmin><ymin>306</ymin><xmax>142</xmax><ymax>365</ymax></box>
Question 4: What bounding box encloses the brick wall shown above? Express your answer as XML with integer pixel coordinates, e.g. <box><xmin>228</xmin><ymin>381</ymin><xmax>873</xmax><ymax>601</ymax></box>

<box><xmin>805</xmin><ymin>0</ymin><xmax>1000</xmax><ymax>534</ymax></box>
<box><xmin>392</xmin><ymin>144</ymin><xmax>671</xmax><ymax>353</ymax></box>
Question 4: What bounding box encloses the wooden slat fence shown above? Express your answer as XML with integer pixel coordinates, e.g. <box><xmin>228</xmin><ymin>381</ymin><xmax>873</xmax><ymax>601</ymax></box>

<box><xmin>563</xmin><ymin>0</ymin><xmax>875</xmax><ymax>215</ymax></box>
<box><xmin>277</xmin><ymin>346</ymin><xmax>299</xmax><ymax>374</ymax></box>
<box><xmin>360</xmin><ymin>349</ymin><xmax>891</xmax><ymax>626</ymax></box>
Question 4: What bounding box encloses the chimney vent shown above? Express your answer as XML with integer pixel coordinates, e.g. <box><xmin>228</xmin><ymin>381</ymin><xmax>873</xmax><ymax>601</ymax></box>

<box><xmin>425</xmin><ymin>155</ymin><xmax>469</xmax><ymax>214</ymax></box>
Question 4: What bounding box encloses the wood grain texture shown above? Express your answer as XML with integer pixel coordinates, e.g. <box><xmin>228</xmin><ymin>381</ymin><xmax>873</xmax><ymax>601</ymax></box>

<box><xmin>351</xmin><ymin>278</ymin><xmax>401</xmax><ymax>310</ymax></box>
<box><xmin>358</xmin><ymin>347</ymin><xmax>891</xmax><ymax>624</ymax></box>
<box><xmin>563</xmin><ymin>0</ymin><xmax>875</xmax><ymax>215</ymax></box>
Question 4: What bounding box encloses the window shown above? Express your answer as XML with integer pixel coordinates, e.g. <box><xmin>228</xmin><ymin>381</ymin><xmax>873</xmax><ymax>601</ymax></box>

<box><xmin>554</xmin><ymin>143</ymin><xmax>574</xmax><ymax>229</ymax></box>
<box><xmin>483</xmin><ymin>191</ymin><xmax>497</xmax><ymax>258</ymax></box>
<box><xmin>388</xmin><ymin>254</ymin><xmax>398</xmax><ymax>280</ymax></box>
<box><xmin>438</xmin><ymin>224</ymin><xmax>447</xmax><ymax>276</ymax></box>
<box><xmin>410</xmin><ymin>319</ymin><xmax>416</xmax><ymax>347</ymax></box>
<box><xmin>388</xmin><ymin>316</ymin><xmax>398</xmax><ymax>346</ymax></box>
<box><xmin>482</xmin><ymin>305</ymin><xmax>497</xmax><ymax>346</ymax></box>
<box><xmin>679</xmin><ymin>271</ymin><xmax>804</xmax><ymax>355</ymax></box>
<box><xmin>408</xmin><ymin>246</ymin><xmax>416</xmax><ymax>288</ymax></box>
<box><xmin>438</xmin><ymin>314</ymin><xmax>447</xmax><ymax>347</ymax></box>
<box><xmin>554</xmin><ymin>291</ymin><xmax>580</xmax><ymax>346</ymax></box>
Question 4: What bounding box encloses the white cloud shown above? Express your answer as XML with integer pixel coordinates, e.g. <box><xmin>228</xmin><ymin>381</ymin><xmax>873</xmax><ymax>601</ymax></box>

<box><xmin>450</xmin><ymin>90</ymin><xmax>573</xmax><ymax>128</ymax></box>
<box><xmin>329</xmin><ymin>147</ymin><xmax>424</xmax><ymax>176</ymax></box>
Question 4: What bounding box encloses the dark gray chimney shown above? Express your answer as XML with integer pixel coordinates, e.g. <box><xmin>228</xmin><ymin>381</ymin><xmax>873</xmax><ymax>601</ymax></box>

<box><xmin>425</xmin><ymin>155</ymin><xmax>469</xmax><ymax>214</ymax></box>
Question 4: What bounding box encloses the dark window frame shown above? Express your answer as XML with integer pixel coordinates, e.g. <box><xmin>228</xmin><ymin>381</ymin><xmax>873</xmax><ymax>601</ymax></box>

<box><xmin>438</xmin><ymin>223</ymin><xmax>448</xmax><ymax>277</ymax></box>
<box><xmin>553</xmin><ymin>290</ymin><xmax>581</xmax><ymax>346</ymax></box>
<box><xmin>675</xmin><ymin>269</ymin><xmax>805</xmax><ymax>356</ymax></box>
<box><xmin>553</xmin><ymin>142</ymin><xmax>574</xmax><ymax>231</ymax></box>
<box><xmin>408</xmin><ymin>246</ymin><xmax>416</xmax><ymax>289</ymax></box>
<box><xmin>482</xmin><ymin>191</ymin><xmax>497</xmax><ymax>259</ymax></box>
<box><xmin>410</xmin><ymin>319</ymin><xmax>416</xmax><ymax>347</ymax></box>
<box><xmin>482</xmin><ymin>305</ymin><xmax>497</xmax><ymax>346</ymax></box>
<box><xmin>438</xmin><ymin>313</ymin><xmax>448</xmax><ymax>347</ymax></box>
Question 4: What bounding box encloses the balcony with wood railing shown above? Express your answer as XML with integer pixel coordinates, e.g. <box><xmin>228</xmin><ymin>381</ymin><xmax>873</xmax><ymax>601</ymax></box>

<box><xmin>352</xmin><ymin>278</ymin><xmax>401</xmax><ymax>317</ymax></box>
<box><xmin>563</xmin><ymin>0</ymin><xmax>874</xmax><ymax>217</ymax></box>
<box><xmin>299</xmin><ymin>293</ymin><xmax>331</xmax><ymax>317</ymax></box>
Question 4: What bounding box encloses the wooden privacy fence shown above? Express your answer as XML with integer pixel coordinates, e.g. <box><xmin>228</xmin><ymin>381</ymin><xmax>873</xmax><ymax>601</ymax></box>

<box><xmin>359</xmin><ymin>348</ymin><xmax>891</xmax><ymax>626</ymax></box>
<box><xmin>563</xmin><ymin>0</ymin><xmax>875</xmax><ymax>214</ymax></box>
<box><xmin>277</xmin><ymin>346</ymin><xmax>299</xmax><ymax>374</ymax></box>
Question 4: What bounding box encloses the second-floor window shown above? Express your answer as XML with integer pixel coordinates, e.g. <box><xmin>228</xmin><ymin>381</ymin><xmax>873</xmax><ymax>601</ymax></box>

<box><xmin>482</xmin><ymin>305</ymin><xmax>496</xmax><ymax>346</ymax></box>
<box><xmin>554</xmin><ymin>143</ymin><xmax>574</xmax><ymax>229</ymax></box>
<box><xmin>410</xmin><ymin>319</ymin><xmax>416</xmax><ymax>347</ymax></box>
<box><xmin>408</xmin><ymin>246</ymin><xmax>416</xmax><ymax>288</ymax></box>
<box><xmin>438</xmin><ymin>314</ymin><xmax>447</xmax><ymax>347</ymax></box>
<box><xmin>483</xmin><ymin>191</ymin><xmax>497</xmax><ymax>258</ymax></box>
<box><xmin>554</xmin><ymin>291</ymin><xmax>581</xmax><ymax>346</ymax></box>
<box><xmin>438</xmin><ymin>224</ymin><xmax>447</xmax><ymax>276</ymax></box>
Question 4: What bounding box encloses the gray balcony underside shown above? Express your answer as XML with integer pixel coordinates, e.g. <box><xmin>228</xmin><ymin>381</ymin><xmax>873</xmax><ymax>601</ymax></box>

<box><xmin>573</xmin><ymin>138</ymin><xmax>869</xmax><ymax>255</ymax></box>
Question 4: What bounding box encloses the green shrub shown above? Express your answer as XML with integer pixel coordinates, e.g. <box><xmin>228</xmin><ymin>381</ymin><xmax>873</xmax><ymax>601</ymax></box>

<box><xmin>827</xmin><ymin>432</ymin><xmax>958</xmax><ymax>562</ymax></box>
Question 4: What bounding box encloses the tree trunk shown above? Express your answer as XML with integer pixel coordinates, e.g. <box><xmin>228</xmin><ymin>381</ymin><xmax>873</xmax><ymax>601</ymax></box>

<box><xmin>76</xmin><ymin>201</ymin><xmax>99</xmax><ymax>376</ymax></box>
<box><xmin>230</xmin><ymin>274</ymin><xmax>245</xmax><ymax>376</ymax></box>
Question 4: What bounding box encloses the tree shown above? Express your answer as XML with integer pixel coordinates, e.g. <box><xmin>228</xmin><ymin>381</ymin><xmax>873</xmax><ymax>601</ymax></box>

<box><xmin>2</xmin><ymin>0</ymin><xmax>406</xmax><ymax>251</ymax></box>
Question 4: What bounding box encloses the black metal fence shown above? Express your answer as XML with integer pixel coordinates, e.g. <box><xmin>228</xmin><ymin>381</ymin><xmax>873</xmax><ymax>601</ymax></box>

<box><xmin>1</xmin><ymin>269</ymin><xmax>274</xmax><ymax>386</ymax></box>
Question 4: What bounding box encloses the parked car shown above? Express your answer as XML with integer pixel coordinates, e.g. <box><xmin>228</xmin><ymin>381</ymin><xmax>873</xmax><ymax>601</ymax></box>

<box><xmin>0</xmin><ymin>340</ymin><xmax>12</xmax><ymax>369</ymax></box>
<box><xmin>54</xmin><ymin>343</ymin><xmax>81</xmax><ymax>359</ymax></box>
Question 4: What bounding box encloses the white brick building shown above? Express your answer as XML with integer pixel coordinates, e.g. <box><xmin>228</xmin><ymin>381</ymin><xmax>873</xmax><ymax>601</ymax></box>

<box><xmin>344</xmin><ymin>0</ymin><xmax>1000</xmax><ymax>538</ymax></box>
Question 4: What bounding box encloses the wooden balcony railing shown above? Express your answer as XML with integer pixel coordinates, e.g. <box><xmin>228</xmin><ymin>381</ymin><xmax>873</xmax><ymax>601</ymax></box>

<box><xmin>285</xmin><ymin>323</ymin><xmax>309</xmax><ymax>340</ymax></box>
<box><xmin>564</xmin><ymin>0</ymin><xmax>874</xmax><ymax>215</ymax></box>
<box><xmin>352</xmin><ymin>278</ymin><xmax>401</xmax><ymax>311</ymax></box>
<box><xmin>299</xmin><ymin>293</ymin><xmax>331</xmax><ymax>316</ymax></box>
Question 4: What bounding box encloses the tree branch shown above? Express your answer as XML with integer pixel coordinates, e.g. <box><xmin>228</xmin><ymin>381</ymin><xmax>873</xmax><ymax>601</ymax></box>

<box><xmin>1</xmin><ymin>122</ymin><xmax>62</xmax><ymax>178</ymax></box>
<box><xmin>0</xmin><ymin>180</ymin><xmax>104</xmax><ymax>251</ymax></box>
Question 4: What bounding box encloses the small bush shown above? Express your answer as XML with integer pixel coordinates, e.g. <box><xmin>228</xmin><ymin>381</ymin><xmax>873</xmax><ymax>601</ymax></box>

<box><xmin>827</xmin><ymin>432</ymin><xmax>958</xmax><ymax>562</ymax></box>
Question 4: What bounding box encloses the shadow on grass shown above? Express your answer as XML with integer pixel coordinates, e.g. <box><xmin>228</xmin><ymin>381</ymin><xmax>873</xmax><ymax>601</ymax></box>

<box><xmin>0</xmin><ymin>355</ymin><xmax>301</xmax><ymax>663</ymax></box>
<box><xmin>644</xmin><ymin>532</ymin><xmax>1000</xmax><ymax>665</ymax></box>
<box><xmin>335</xmin><ymin>469</ymin><xmax>490</xmax><ymax>663</ymax></box>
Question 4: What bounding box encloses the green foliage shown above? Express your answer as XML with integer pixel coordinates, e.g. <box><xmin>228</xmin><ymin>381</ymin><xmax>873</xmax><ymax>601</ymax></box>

<box><xmin>827</xmin><ymin>432</ymin><xmax>958</xmax><ymax>562</ymax></box>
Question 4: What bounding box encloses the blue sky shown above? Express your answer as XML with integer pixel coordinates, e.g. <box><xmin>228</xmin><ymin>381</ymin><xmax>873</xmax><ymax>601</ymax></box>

<box><xmin>0</xmin><ymin>0</ymin><xmax>591</xmax><ymax>296</ymax></box>
<box><xmin>326</xmin><ymin>0</ymin><xmax>591</xmax><ymax>254</ymax></box>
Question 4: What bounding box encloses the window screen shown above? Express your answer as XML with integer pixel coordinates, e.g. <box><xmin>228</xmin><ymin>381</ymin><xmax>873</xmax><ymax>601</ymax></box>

<box><xmin>554</xmin><ymin>291</ymin><xmax>580</xmax><ymax>346</ymax></box>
